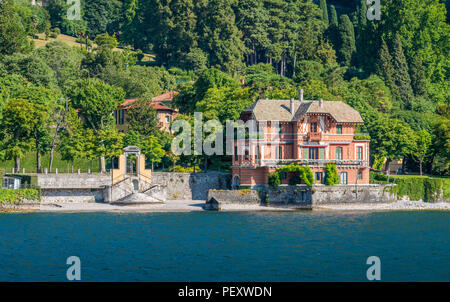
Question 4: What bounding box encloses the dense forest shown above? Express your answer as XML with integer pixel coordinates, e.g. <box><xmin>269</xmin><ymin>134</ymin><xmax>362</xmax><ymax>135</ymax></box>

<box><xmin>0</xmin><ymin>0</ymin><xmax>448</xmax><ymax>176</ymax></box>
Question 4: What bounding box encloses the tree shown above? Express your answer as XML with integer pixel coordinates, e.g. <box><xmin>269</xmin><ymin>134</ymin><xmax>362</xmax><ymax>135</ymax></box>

<box><xmin>409</xmin><ymin>55</ymin><xmax>427</xmax><ymax>97</ymax></box>
<box><xmin>412</xmin><ymin>130</ymin><xmax>432</xmax><ymax>176</ymax></box>
<box><xmin>141</xmin><ymin>136</ymin><xmax>165</xmax><ymax>171</ymax></box>
<box><xmin>369</xmin><ymin>117</ymin><xmax>416</xmax><ymax>173</ymax></box>
<box><xmin>337</xmin><ymin>15</ymin><xmax>356</xmax><ymax>66</ymax></box>
<box><xmin>58</xmin><ymin>108</ymin><xmax>89</xmax><ymax>172</ymax></box>
<box><xmin>0</xmin><ymin>0</ymin><xmax>31</xmax><ymax>55</ymax></box>
<box><xmin>319</xmin><ymin>0</ymin><xmax>329</xmax><ymax>27</ymax></box>
<box><xmin>196</xmin><ymin>0</ymin><xmax>245</xmax><ymax>73</ymax></box>
<box><xmin>66</xmin><ymin>78</ymin><xmax>125</xmax><ymax>173</ymax></box>
<box><xmin>376</xmin><ymin>38</ymin><xmax>397</xmax><ymax>99</ymax></box>
<box><xmin>329</xmin><ymin>5</ymin><xmax>338</xmax><ymax>27</ymax></box>
<box><xmin>392</xmin><ymin>34</ymin><xmax>414</xmax><ymax>108</ymax></box>
<box><xmin>0</xmin><ymin>99</ymin><xmax>48</xmax><ymax>171</ymax></box>
<box><xmin>126</xmin><ymin>98</ymin><xmax>159</xmax><ymax>137</ymax></box>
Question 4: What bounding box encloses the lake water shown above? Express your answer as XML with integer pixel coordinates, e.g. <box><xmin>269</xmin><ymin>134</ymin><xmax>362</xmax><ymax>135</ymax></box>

<box><xmin>0</xmin><ymin>211</ymin><xmax>448</xmax><ymax>282</ymax></box>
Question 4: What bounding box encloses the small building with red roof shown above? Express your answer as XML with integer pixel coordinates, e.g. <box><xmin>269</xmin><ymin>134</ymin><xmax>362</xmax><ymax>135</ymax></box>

<box><xmin>115</xmin><ymin>92</ymin><xmax>179</xmax><ymax>133</ymax></box>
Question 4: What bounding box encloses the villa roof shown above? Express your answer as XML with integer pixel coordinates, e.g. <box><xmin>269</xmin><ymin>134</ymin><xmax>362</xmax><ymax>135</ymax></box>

<box><xmin>151</xmin><ymin>91</ymin><xmax>178</xmax><ymax>102</ymax></box>
<box><xmin>243</xmin><ymin>99</ymin><xmax>364</xmax><ymax>123</ymax></box>
<box><xmin>119</xmin><ymin>99</ymin><xmax>176</xmax><ymax>112</ymax></box>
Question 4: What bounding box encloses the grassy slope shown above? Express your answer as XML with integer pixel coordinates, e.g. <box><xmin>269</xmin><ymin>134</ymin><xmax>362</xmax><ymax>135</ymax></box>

<box><xmin>31</xmin><ymin>33</ymin><xmax>155</xmax><ymax>62</ymax></box>
<box><xmin>0</xmin><ymin>151</ymin><xmax>100</xmax><ymax>174</ymax></box>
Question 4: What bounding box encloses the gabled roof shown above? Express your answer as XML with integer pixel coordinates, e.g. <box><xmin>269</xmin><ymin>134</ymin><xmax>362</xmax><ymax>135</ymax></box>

<box><xmin>243</xmin><ymin>99</ymin><xmax>364</xmax><ymax>123</ymax></box>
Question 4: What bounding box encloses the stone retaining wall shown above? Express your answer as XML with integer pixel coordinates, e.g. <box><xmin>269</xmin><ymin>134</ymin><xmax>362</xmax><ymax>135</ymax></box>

<box><xmin>152</xmin><ymin>172</ymin><xmax>231</xmax><ymax>200</ymax></box>
<box><xmin>41</xmin><ymin>188</ymin><xmax>104</xmax><ymax>203</ymax></box>
<box><xmin>205</xmin><ymin>184</ymin><xmax>397</xmax><ymax>210</ymax></box>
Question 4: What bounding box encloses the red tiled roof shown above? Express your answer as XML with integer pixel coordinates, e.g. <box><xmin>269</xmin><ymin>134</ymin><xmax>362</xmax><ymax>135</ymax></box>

<box><xmin>119</xmin><ymin>99</ymin><xmax>175</xmax><ymax>112</ymax></box>
<box><xmin>151</xmin><ymin>91</ymin><xmax>178</xmax><ymax>102</ymax></box>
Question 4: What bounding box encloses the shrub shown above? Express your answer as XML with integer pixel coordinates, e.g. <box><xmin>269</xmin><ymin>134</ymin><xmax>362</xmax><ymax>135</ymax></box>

<box><xmin>169</xmin><ymin>165</ymin><xmax>202</xmax><ymax>173</ymax></box>
<box><xmin>0</xmin><ymin>189</ymin><xmax>41</xmax><ymax>205</ymax></box>
<box><xmin>354</xmin><ymin>135</ymin><xmax>371</xmax><ymax>140</ymax></box>
<box><xmin>324</xmin><ymin>164</ymin><xmax>339</xmax><ymax>185</ymax></box>
<box><xmin>268</xmin><ymin>172</ymin><xmax>281</xmax><ymax>187</ymax></box>
<box><xmin>277</xmin><ymin>164</ymin><xmax>314</xmax><ymax>186</ymax></box>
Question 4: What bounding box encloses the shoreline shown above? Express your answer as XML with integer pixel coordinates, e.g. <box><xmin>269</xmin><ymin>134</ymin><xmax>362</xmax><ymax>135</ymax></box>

<box><xmin>1</xmin><ymin>199</ymin><xmax>449</xmax><ymax>213</ymax></box>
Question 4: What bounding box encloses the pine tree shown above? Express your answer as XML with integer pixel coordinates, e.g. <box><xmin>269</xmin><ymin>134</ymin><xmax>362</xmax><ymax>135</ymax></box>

<box><xmin>337</xmin><ymin>15</ymin><xmax>355</xmax><ymax>66</ymax></box>
<box><xmin>376</xmin><ymin>38</ymin><xmax>398</xmax><ymax>100</ymax></box>
<box><xmin>409</xmin><ymin>56</ymin><xmax>427</xmax><ymax>97</ymax></box>
<box><xmin>392</xmin><ymin>34</ymin><xmax>414</xmax><ymax>107</ymax></box>
<box><xmin>319</xmin><ymin>0</ymin><xmax>329</xmax><ymax>27</ymax></box>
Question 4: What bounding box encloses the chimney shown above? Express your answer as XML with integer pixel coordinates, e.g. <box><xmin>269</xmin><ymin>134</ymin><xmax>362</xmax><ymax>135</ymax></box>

<box><xmin>319</xmin><ymin>98</ymin><xmax>324</xmax><ymax>107</ymax></box>
<box><xmin>299</xmin><ymin>89</ymin><xmax>304</xmax><ymax>102</ymax></box>
<box><xmin>290</xmin><ymin>98</ymin><xmax>295</xmax><ymax>115</ymax></box>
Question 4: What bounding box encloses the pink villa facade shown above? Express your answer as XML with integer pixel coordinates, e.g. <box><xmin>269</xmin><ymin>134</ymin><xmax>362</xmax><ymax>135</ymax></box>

<box><xmin>232</xmin><ymin>93</ymin><xmax>370</xmax><ymax>187</ymax></box>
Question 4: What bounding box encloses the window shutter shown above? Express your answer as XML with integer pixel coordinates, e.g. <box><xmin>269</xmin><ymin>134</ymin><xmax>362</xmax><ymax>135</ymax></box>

<box><xmin>319</xmin><ymin>148</ymin><xmax>325</xmax><ymax>160</ymax></box>
<box><xmin>303</xmin><ymin>147</ymin><xmax>308</xmax><ymax>160</ymax></box>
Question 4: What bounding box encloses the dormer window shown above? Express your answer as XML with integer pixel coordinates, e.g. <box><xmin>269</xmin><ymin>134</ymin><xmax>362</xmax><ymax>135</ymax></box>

<box><xmin>336</xmin><ymin>125</ymin><xmax>342</xmax><ymax>134</ymax></box>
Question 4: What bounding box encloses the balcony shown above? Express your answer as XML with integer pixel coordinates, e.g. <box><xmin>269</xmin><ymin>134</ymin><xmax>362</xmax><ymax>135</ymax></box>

<box><xmin>308</xmin><ymin>132</ymin><xmax>322</xmax><ymax>141</ymax></box>
<box><xmin>260</xmin><ymin>159</ymin><xmax>369</xmax><ymax>168</ymax></box>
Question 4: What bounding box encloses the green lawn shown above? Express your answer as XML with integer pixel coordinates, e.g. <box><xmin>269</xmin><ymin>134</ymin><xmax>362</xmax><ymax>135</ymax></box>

<box><xmin>0</xmin><ymin>151</ymin><xmax>100</xmax><ymax>174</ymax></box>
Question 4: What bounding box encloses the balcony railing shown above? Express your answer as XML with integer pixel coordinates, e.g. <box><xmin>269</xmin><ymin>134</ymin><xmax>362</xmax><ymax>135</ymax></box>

<box><xmin>307</xmin><ymin>132</ymin><xmax>322</xmax><ymax>141</ymax></box>
<box><xmin>259</xmin><ymin>159</ymin><xmax>369</xmax><ymax>167</ymax></box>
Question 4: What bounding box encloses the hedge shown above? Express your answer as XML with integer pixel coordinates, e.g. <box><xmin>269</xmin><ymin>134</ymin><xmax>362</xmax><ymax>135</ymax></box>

<box><xmin>0</xmin><ymin>188</ymin><xmax>41</xmax><ymax>205</ymax></box>
<box><xmin>370</xmin><ymin>172</ymin><xmax>447</xmax><ymax>202</ymax></box>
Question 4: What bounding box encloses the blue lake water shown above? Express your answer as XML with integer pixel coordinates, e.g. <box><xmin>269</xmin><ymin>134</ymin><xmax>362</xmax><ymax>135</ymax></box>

<box><xmin>0</xmin><ymin>211</ymin><xmax>448</xmax><ymax>282</ymax></box>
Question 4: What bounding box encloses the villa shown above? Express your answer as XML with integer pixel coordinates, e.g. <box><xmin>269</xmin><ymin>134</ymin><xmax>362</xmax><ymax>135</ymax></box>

<box><xmin>115</xmin><ymin>91</ymin><xmax>179</xmax><ymax>133</ymax></box>
<box><xmin>232</xmin><ymin>90</ymin><xmax>370</xmax><ymax>187</ymax></box>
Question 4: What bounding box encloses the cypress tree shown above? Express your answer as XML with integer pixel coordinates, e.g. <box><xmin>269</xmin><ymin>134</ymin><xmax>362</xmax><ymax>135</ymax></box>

<box><xmin>357</xmin><ymin>0</ymin><xmax>367</xmax><ymax>28</ymax></box>
<box><xmin>392</xmin><ymin>34</ymin><xmax>414</xmax><ymax>107</ymax></box>
<box><xmin>329</xmin><ymin>5</ymin><xmax>338</xmax><ymax>27</ymax></box>
<box><xmin>319</xmin><ymin>0</ymin><xmax>329</xmax><ymax>27</ymax></box>
<box><xmin>337</xmin><ymin>14</ymin><xmax>356</xmax><ymax>66</ymax></box>
<box><xmin>409</xmin><ymin>56</ymin><xmax>427</xmax><ymax>97</ymax></box>
<box><xmin>376</xmin><ymin>38</ymin><xmax>398</xmax><ymax>100</ymax></box>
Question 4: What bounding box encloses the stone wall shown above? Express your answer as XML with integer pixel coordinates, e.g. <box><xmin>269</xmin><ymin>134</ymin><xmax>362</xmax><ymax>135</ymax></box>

<box><xmin>37</xmin><ymin>174</ymin><xmax>111</xmax><ymax>189</ymax></box>
<box><xmin>312</xmin><ymin>185</ymin><xmax>395</xmax><ymax>205</ymax></box>
<box><xmin>205</xmin><ymin>184</ymin><xmax>397</xmax><ymax>209</ymax></box>
<box><xmin>152</xmin><ymin>172</ymin><xmax>231</xmax><ymax>200</ymax></box>
<box><xmin>41</xmin><ymin>189</ymin><xmax>104</xmax><ymax>203</ymax></box>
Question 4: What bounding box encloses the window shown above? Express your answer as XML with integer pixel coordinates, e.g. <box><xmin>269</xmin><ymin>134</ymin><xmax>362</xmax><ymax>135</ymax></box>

<box><xmin>316</xmin><ymin>172</ymin><xmax>322</xmax><ymax>182</ymax></box>
<box><xmin>255</xmin><ymin>146</ymin><xmax>260</xmax><ymax>160</ymax></box>
<box><xmin>279</xmin><ymin>172</ymin><xmax>287</xmax><ymax>180</ymax></box>
<box><xmin>357</xmin><ymin>147</ymin><xmax>363</xmax><ymax>160</ymax></box>
<box><xmin>311</xmin><ymin>122</ymin><xmax>318</xmax><ymax>133</ymax></box>
<box><xmin>339</xmin><ymin>172</ymin><xmax>348</xmax><ymax>184</ymax></box>
<box><xmin>165</xmin><ymin>116</ymin><xmax>171</xmax><ymax>123</ymax></box>
<box><xmin>336</xmin><ymin>124</ymin><xmax>342</xmax><ymax>134</ymax></box>
<box><xmin>244</xmin><ymin>150</ymin><xmax>249</xmax><ymax>160</ymax></box>
<box><xmin>234</xmin><ymin>146</ymin><xmax>238</xmax><ymax>161</ymax></box>
<box><xmin>309</xmin><ymin>147</ymin><xmax>319</xmax><ymax>160</ymax></box>
<box><xmin>277</xmin><ymin>146</ymin><xmax>283</xmax><ymax>159</ymax></box>
<box><xmin>336</xmin><ymin>147</ymin><xmax>343</xmax><ymax>160</ymax></box>
<box><xmin>119</xmin><ymin>109</ymin><xmax>124</xmax><ymax>125</ymax></box>
<box><xmin>113</xmin><ymin>110</ymin><xmax>118</xmax><ymax>124</ymax></box>
<box><xmin>357</xmin><ymin>172</ymin><xmax>363</xmax><ymax>180</ymax></box>
<box><xmin>277</xmin><ymin>124</ymin><xmax>282</xmax><ymax>134</ymax></box>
